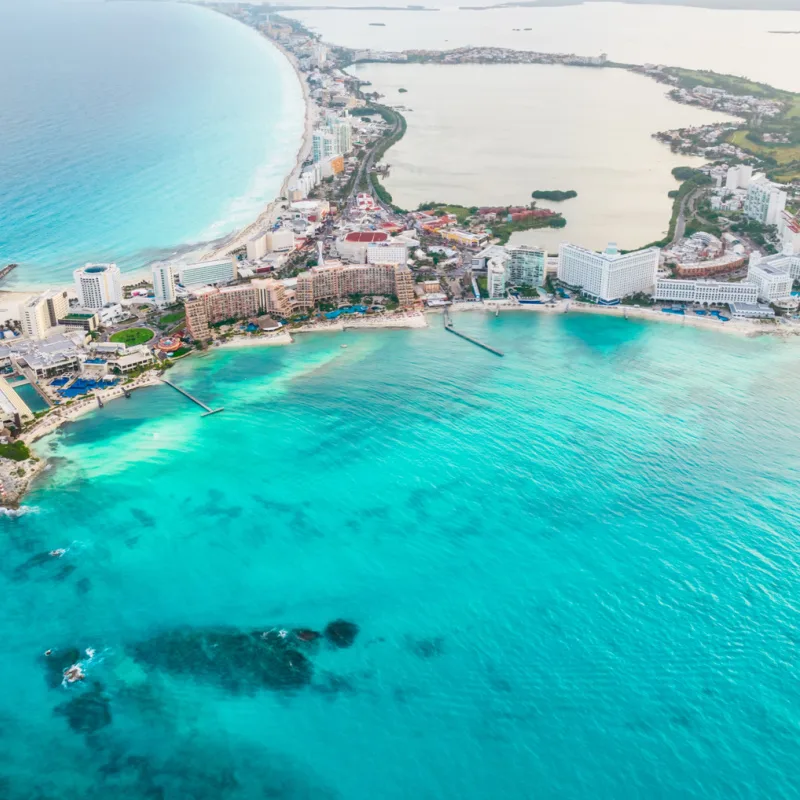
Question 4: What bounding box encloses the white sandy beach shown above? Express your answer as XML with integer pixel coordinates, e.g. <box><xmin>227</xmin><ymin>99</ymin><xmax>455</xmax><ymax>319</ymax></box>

<box><xmin>215</xmin><ymin>332</ymin><xmax>294</xmax><ymax>349</ymax></box>
<box><xmin>466</xmin><ymin>300</ymin><xmax>797</xmax><ymax>339</ymax></box>
<box><xmin>293</xmin><ymin>312</ymin><xmax>429</xmax><ymax>334</ymax></box>
<box><xmin>343</xmin><ymin>312</ymin><xmax>428</xmax><ymax>330</ymax></box>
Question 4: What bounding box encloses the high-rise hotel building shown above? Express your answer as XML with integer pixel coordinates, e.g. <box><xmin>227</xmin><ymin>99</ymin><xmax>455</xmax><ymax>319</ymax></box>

<box><xmin>557</xmin><ymin>243</ymin><xmax>659</xmax><ymax>303</ymax></box>
<box><xmin>295</xmin><ymin>263</ymin><xmax>415</xmax><ymax>309</ymax></box>
<box><xmin>507</xmin><ymin>245</ymin><xmax>546</xmax><ymax>286</ymax></box>
<box><xmin>73</xmin><ymin>263</ymin><xmax>122</xmax><ymax>310</ymax></box>
<box><xmin>185</xmin><ymin>278</ymin><xmax>291</xmax><ymax>341</ymax></box>
<box><xmin>152</xmin><ymin>263</ymin><xmax>176</xmax><ymax>306</ymax></box>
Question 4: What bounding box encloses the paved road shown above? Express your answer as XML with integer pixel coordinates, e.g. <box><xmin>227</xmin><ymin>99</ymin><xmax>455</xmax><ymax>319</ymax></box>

<box><xmin>672</xmin><ymin>186</ymin><xmax>703</xmax><ymax>245</ymax></box>
<box><xmin>348</xmin><ymin>110</ymin><xmax>402</xmax><ymax>211</ymax></box>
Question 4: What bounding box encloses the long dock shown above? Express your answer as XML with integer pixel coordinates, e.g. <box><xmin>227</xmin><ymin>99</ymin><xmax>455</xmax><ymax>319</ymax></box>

<box><xmin>161</xmin><ymin>378</ymin><xmax>223</xmax><ymax>416</ymax></box>
<box><xmin>443</xmin><ymin>310</ymin><xmax>504</xmax><ymax>357</ymax></box>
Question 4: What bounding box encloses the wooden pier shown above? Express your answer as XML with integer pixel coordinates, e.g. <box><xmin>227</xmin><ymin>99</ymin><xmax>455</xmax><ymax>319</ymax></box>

<box><xmin>443</xmin><ymin>310</ymin><xmax>504</xmax><ymax>357</ymax></box>
<box><xmin>161</xmin><ymin>378</ymin><xmax>223</xmax><ymax>416</ymax></box>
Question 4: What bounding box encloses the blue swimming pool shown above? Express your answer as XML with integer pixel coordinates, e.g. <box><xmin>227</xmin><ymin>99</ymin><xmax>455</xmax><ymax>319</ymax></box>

<box><xmin>14</xmin><ymin>383</ymin><xmax>49</xmax><ymax>413</ymax></box>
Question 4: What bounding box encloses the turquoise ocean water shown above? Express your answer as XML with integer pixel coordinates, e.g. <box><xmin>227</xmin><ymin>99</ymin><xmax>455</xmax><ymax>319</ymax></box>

<box><xmin>3</xmin><ymin>313</ymin><xmax>800</xmax><ymax>798</ymax></box>
<box><xmin>0</xmin><ymin>0</ymin><xmax>303</xmax><ymax>289</ymax></box>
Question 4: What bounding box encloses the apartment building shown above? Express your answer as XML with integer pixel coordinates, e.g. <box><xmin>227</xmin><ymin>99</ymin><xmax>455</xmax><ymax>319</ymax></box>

<box><xmin>507</xmin><ymin>245</ymin><xmax>546</xmax><ymax>286</ymax></box>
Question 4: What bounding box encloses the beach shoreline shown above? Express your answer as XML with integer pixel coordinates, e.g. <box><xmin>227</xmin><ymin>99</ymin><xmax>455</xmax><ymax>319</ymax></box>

<box><xmin>0</xmin><ymin>373</ymin><xmax>162</xmax><ymax>508</ymax></box>
<box><xmin>200</xmin><ymin>29</ymin><xmax>318</xmax><ymax>262</ymax></box>
<box><xmin>0</xmin><ymin>8</ymin><xmax>316</xmax><ymax>293</ymax></box>
<box><xmin>448</xmin><ymin>299</ymin><xmax>797</xmax><ymax>338</ymax></box>
<box><xmin>215</xmin><ymin>331</ymin><xmax>294</xmax><ymax>349</ymax></box>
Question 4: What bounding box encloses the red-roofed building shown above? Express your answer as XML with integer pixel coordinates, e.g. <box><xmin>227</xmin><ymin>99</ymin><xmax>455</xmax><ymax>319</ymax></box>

<box><xmin>356</xmin><ymin>192</ymin><xmax>377</xmax><ymax>211</ymax></box>
<box><xmin>344</xmin><ymin>231</ymin><xmax>389</xmax><ymax>243</ymax></box>
<box><xmin>338</xmin><ymin>230</ymin><xmax>390</xmax><ymax>262</ymax></box>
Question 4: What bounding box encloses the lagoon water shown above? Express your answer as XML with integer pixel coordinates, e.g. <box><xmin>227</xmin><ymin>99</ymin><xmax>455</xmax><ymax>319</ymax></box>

<box><xmin>350</xmin><ymin>63</ymin><xmax>734</xmax><ymax>251</ymax></box>
<box><xmin>0</xmin><ymin>1</ymin><xmax>303</xmax><ymax>289</ymax></box>
<box><xmin>289</xmin><ymin>1</ymin><xmax>800</xmax><ymax>92</ymax></box>
<box><xmin>4</xmin><ymin>315</ymin><xmax>800</xmax><ymax>798</ymax></box>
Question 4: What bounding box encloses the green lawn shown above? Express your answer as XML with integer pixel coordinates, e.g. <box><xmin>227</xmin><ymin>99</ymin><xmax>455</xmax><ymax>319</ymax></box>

<box><xmin>669</xmin><ymin>68</ymin><xmax>786</xmax><ymax>100</ymax></box>
<box><xmin>417</xmin><ymin>203</ymin><xmax>473</xmax><ymax>223</ymax></box>
<box><xmin>159</xmin><ymin>311</ymin><xmax>185</xmax><ymax>327</ymax></box>
<box><xmin>784</xmin><ymin>95</ymin><xmax>800</xmax><ymax>119</ymax></box>
<box><xmin>728</xmin><ymin>130</ymin><xmax>800</xmax><ymax>163</ymax></box>
<box><xmin>109</xmin><ymin>328</ymin><xmax>154</xmax><ymax>346</ymax></box>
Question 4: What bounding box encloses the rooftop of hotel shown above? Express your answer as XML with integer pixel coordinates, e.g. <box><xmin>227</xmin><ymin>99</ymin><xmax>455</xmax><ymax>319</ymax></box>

<box><xmin>730</xmin><ymin>302</ymin><xmax>775</xmax><ymax>313</ymax></box>
<box><xmin>562</xmin><ymin>242</ymin><xmax>658</xmax><ymax>260</ymax></box>
<box><xmin>0</xmin><ymin>333</ymin><xmax>82</xmax><ymax>369</ymax></box>
<box><xmin>344</xmin><ymin>231</ymin><xmax>388</xmax><ymax>243</ymax></box>
<box><xmin>181</xmin><ymin>258</ymin><xmax>234</xmax><ymax>269</ymax></box>
<box><xmin>754</xmin><ymin>261</ymin><xmax>793</xmax><ymax>276</ymax></box>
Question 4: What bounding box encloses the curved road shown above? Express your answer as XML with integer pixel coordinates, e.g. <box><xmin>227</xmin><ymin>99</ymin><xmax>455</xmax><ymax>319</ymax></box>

<box><xmin>349</xmin><ymin>109</ymin><xmax>402</xmax><ymax>211</ymax></box>
<box><xmin>671</xmin><ymin>186</ymin><xmax>704</xmax><ymax>245</ymax></box>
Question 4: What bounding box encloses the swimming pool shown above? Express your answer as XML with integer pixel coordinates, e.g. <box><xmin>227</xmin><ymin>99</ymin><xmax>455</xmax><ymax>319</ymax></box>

<box><xmin>14</xmin><ymin>383</ymin><xmax>49</xmax><ymax>413</ymax></box>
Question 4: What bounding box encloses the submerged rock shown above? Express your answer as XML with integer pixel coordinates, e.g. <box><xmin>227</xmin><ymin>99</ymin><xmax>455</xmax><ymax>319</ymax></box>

<box><xmin>294</xmin><ymin>628</ymin><xmax>321</xmax><ymax>643</ymax></box>
<box><xmin>42</xmin><ymin>647</ymin><xmax>82</xmax><ymax>689</ymax></box>
<box><xmin>407</xmin><ymin>636</ymin><xmax>445</xmax><ymax>659</ymax></box>
<box><xmin>13</xmin><ymin>551</ymin><xmax>56</xmax><ymax>580</ymax></box>
<box><xmin>55</xmin><ymin>682</ymin><xmax>112</xmax><ymax>734</ymax></box>
<box><xmin>131</xmin><ymin>628</ymin><xmax>313</xmax><ymax>691</ymax></box>
<box><xmin>324</xmin><ymin>620</ymin><xmax>359</xmax><ymax>649</ymax></box>
<box><xmin>54</xmin><ymin>563</ymin><xmax>77</xmax><ymax>582</ymax></box>
<box><xmin>312</xmin><ymin>671</ymin><xmax>358</xmax><ymax>696</ymax></box>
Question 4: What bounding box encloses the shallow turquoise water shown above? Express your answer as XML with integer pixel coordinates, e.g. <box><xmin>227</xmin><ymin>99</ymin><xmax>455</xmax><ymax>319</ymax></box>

<box><xmin>0</xmin><ymin>0</ymin><xmax>303</xmax><ymax>288</ymax></box>
<box><xmin>3</xmin><ymin>314</ymin><xmax>800</xmax><ymax>798</ymax></box>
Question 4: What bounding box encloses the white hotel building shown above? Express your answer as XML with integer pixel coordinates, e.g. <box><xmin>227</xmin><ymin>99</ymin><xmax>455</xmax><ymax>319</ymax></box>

<box><xmin>747</xmin><ymin>253</ymin><xmax>796</xmax><ymax>303</ymax></box>
<box><xmin>178</xmin><ymin>258</ymin><xmax>238</xmax><ymax>290</ymax></box>
<box><xmin>21</xmin><ymin>289</ymin><xmax>70</xmax><ymax>340</ymax></box>
<box><xmin>744</xmin><ymin>178</ymin><xmax>787</xmax><ymax>227</ymax></box>
<box><xmin>654</xmin><ymin>278</ymin><xmax>758</xmax><ymax>305</ymax></box>
<box><xmin>151</xmin><ymin>263</ymin><xmax>176</xmax><ymax>307</ymax></box>
<box><xmin>487</xmin><ymin>255</ymin><xmax>507</xmax><ymax>299</ymax></box>
<box><xmin>73</xmin><ymin>263</ymin><xmax>122</xmax><ymax>310</ymax></box>
<box><xmin>367</xmin><ymin>243</ymin><xmax>409</xmax><ymax>266</ymax></box>
<box><xmin>557</xmin><ymin>243</ymin><xmax>659</xmax><ymax>304</ymax></box>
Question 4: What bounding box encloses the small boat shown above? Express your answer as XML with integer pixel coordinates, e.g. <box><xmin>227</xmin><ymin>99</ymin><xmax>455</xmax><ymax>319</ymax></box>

<box><xmin>340</xmin><ymin>344</ymin><xmax>348</xmax><ymax>348</ymax></box>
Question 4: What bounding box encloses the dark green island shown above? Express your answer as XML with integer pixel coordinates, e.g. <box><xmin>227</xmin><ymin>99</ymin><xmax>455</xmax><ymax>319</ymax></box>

<box><xmin>531</xmin><ymin>189</ymin><xmax>578</xmax><ymax>202</ymax></box>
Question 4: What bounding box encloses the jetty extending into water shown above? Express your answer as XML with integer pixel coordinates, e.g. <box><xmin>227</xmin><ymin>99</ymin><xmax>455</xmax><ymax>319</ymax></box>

<box><xmin>161</xmin><ymin>378</ymin><xmax>223</xmax><ymax>416</ymax></box>
<box><xmin>443</xmin><ymin>309</ymin><xmax>504</xmax><ymax>357</ymax></box>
